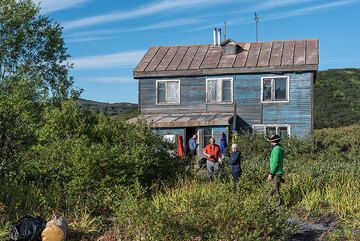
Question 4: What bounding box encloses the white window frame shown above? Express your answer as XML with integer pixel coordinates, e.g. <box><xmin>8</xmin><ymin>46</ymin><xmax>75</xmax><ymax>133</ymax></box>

<box><xmin>156</xmin><ymin>79</ymin><xmax>181</xmax><ymax>105</ymax></box>
<box><xmin>261</xmin><ymin>76</ymin><xmax>290</xmax><ymax>103</ymax></box>
<box><xmin>206</xmin><ymin>77</ymin><xmax>234</xmax><ymax>104</ymax></box>
<box><xmin>253</xmin><ymin>124</ymin><xmax>291</xmax><ymax>137</ymax></box>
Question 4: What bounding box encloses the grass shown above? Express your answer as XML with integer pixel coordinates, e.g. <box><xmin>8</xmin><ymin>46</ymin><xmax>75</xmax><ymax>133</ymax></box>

<box><xmin>1</xmin><ymin>124</ymin><xmax>360</xmax><ymax>240</ymax></box>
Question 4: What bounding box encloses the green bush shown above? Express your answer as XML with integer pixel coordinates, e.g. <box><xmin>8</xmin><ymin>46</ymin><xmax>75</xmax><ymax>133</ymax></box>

<box><xmin>1</xmin><ymin>101</ymin><xmax>183</xmax><ymax>220</ymax></box>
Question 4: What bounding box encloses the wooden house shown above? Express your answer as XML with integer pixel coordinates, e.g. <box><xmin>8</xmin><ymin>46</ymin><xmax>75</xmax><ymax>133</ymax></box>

<box><xmin>130</xmin><ymin>34</ymin><xmax>319</xmax><ymax>157</ymax></box>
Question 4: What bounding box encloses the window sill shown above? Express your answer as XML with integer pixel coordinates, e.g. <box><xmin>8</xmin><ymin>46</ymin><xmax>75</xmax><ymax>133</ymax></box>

<box><xmin>206</xmin><ymin>102</ymin><xmax>234</xmax><ymax>105</ymax></box>
<box><xmin>261</xmin><ymin>100</ymin><xmax>289</xmax><ymax>104</ymax></box>
<box><xmin>156</xmin><ymin>102</ymin><xmax>181</xmax><ymax>106</ymax></box>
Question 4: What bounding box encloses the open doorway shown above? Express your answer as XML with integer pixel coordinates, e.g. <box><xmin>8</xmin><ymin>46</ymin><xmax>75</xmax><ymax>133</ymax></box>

<box><xmin>185</xmin><ymin>127</ymin><xmax>197</xmax><ymax>155</ymax></box>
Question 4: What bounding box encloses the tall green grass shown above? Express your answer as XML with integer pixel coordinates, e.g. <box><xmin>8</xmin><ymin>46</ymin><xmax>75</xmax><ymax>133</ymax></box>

<box><xmin>1</xmin><ymin>123</ymin><xmax>359</xmax><ymax>240</ymax></box>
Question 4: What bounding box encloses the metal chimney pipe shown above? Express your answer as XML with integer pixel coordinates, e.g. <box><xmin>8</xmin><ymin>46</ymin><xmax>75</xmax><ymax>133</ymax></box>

<box><xmin>213</xmin><ymin>27</ymin><xmax>217</xmax><ymax>45</ymax></box>
<box><xmin>217</xmin><ymin>28</ymin><xmax>222</xmax><ymax>45</ymax></box>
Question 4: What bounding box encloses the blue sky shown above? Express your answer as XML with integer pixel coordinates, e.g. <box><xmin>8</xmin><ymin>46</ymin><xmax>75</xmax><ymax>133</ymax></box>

<box><xmin>34</xmin><ymin>0</ymin><xmax>360</xmax><ymax>103</ymax></box>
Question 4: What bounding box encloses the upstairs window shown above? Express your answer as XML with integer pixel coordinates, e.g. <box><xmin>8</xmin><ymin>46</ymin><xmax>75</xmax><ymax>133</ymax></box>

<box><xmin>156</xmin><ymin>80</ymin><xmax>180</xmax><ymax>105</ymax></box>
<box><xmin>206</xmin><ymin>78</ymin><xmax>233</xmax><ymax>103</ymax></box>
<box><xmin>261</xmin><ymin>76</ymin><xmax>289</xmax><ymax>102</ymax></box>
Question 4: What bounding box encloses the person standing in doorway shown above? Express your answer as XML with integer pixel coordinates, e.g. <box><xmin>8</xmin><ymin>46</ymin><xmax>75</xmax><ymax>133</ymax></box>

<box><xmin>203</xmin><ymin>137</ymin><xmax>221</xmax><ymax>181</ymax></box>
<box><xmin>188</xmin><ymin>134</ymin><xmax>198</xmax><ymax>170</ymax></box>
<box><xmin>267</xmin><ymin>134</ymin><xmax>285</xmax><ymax>207</ymax></box>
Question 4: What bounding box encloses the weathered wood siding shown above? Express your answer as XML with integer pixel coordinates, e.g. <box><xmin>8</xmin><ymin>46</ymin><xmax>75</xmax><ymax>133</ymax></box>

<box><xmin>138</xmin><ymin>72</ymin><xmax>313</xmax><ymax>138</ymax></box>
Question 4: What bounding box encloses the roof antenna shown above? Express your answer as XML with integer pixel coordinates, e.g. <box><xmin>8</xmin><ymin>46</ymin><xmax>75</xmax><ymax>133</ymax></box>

<box><xmin>254</xmin><ymin>12</ymin><xmax>259</xmax><ymax>42</ymax></box>
<box><xmin>224</xmin><ymin>21</ymin><xmax>227</xmax><ymax>40</ymax></box>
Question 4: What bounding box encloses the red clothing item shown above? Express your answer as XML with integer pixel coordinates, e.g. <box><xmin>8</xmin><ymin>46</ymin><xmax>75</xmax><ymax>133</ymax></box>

<box><xmin>177</xmin><ymin>135</ymin><xmax>185</xmax><ymax>159</ymax></box>
<box><xmin>204</xmin><ymin>144</ymin><xmax>221</xmax><ymax>162</ymax></box>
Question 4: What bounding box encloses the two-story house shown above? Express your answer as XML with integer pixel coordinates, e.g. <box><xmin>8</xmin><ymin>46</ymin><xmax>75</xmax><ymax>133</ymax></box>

<box><xmin>130</xmin><ymin>36</ymin><xmax>319</xmax><ymax>158</ymax></box>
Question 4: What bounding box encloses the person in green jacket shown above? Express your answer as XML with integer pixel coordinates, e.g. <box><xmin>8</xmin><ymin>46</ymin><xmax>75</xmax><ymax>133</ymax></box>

<box><xmin>267</xmin><ymin>134</ymin><xmax>285</xmax><ymax>207</ymax></box>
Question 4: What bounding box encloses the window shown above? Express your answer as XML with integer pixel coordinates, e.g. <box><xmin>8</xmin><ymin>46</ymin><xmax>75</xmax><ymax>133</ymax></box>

<box><xmin>206</xmin><ymin>78</ymin><xmax>233</xmax><ymax>103</ymax></box>
<box><xmin>261</xmin><ymin>76</ymin><xmax>289</xmax><ymax>102</ymax></box>
<box><xmin>156</xmin><ymin>80</ymin><xmax>180</xmax><ymax>104</ymax></box>
<box><xmin>203</xmin><ymin>128</ymin><xmax>212</xmax><ymax>148</ymax></box>
<box><xmin>253</xmin><ymin>124</ymin><xmax>290</xmax><ymax>138</ymax></box>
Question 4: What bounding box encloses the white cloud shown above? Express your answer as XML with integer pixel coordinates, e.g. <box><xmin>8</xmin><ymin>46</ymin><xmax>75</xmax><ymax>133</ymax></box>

<box><xmin>263</xmin><ymin>0</ymin><xmax>359</xmax><ymax>21</ymax></box>
<box><xmin>254</xmin><ymin>0</ymin><xmax>315</xmax><ymax>11</ymax></box>
<box><xmin>77</xmin><ymin>77</ymin><xmax>135</xmax><ymax>84</ymax></box>
<box><xmin>71</xmin><ymin>50</ymin><xmax>146</xmax><ymax>70</ymax></box>
<box><xmin>33</xmin><ymin>0</ymin><xmax>91</xmax><ymax>13</ymax></box>
<box><xmin>66</xmin><ymin>17</ymin><xmax>204</xmax><ymax>43</ymax></box>
<box><xmin>62</xmin><ymin>0</ymin><xmax>235</xmax><ymax>30</ymax></box>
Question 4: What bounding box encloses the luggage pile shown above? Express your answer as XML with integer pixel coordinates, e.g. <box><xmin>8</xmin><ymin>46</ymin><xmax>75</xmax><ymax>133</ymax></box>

<box><xmin>10</xmin><ymin>215</ymin><xmax>68</xmax><ymax>241</ymax></box>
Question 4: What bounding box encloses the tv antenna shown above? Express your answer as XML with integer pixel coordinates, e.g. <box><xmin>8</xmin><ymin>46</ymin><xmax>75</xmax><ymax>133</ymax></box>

<box><xmin>254</xmin><ymin>12</ymin><xmax>259</xmax><ymax>42</ymax></box>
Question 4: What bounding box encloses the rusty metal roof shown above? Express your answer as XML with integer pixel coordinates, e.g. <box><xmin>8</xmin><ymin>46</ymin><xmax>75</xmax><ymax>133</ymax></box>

<box><xmin>128</xmin><ymin>113</ymin><xmax>234</xmax><ymax>128</ymax></box>
<box><xmin>133</xmin><ymin>39</ymin><xmax>318</xmax><ymax>78</ymax></box>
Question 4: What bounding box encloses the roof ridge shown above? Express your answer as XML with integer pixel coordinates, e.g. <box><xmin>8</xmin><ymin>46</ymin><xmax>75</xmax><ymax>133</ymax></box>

<box><xmin>148</xmin><ymin>39</ymin><xmax>319</xmax><ymax>48</ymax></box>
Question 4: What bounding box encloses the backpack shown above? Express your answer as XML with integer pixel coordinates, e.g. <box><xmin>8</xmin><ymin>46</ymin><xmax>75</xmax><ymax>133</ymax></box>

<box><xmin>10</xmin><ymin>216</ymin><xmax>46</xmax><ymax>241</ymax></box>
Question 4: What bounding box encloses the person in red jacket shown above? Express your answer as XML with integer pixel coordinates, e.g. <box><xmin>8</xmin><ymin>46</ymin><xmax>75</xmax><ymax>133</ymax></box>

<box><xmin>203</xmin><ymin>137</ymin><xmax>221</xmax><ymax>181</ymax></box>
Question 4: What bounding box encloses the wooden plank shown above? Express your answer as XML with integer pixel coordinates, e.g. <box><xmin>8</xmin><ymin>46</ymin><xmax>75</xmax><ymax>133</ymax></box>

<box><xmin>201</xmin><ymin>46</ymin><xmax>222</xmax><ymax>69</ymax></box>
<box><xmin>177</xmin><ymin>45</ymin><xmax>199</xmax><ymax>70</ymax></box>
<box><xmin>134</xmin><ymin>46</ymin><xmax>159</xmax><ymax>72</ymax></box>
<box><xmin>269</xmin><ymin>42</ymin><xmax>283</xmax><ymax>66</ymax></box>
<box><xmin>156</xmin><ymin>46</ymin><xmax>179</xmax><ymax>71</ymax></box>
<box><xmin>189</xmin><ymin>45</ymin><xmax>209</xmax><ymax>70</ymax></box>
<box><xmin>245</xmin><ymin>42</ymin><xmax>262</xmax><ymax>67</ymax></box>
<box><xmin>306</xmin><ymin>39</ymin><xmax>318</xmax><ymax>65</ymax></box>
<box><xmin>281</xmin><ymin>41</ymin><xmax>295</xmax><ymax>66</ymax></box>
<box><xmin>233</xmin><ymin>43</ymin><xmax>250</xmax><ymax>67</ymax></box>
<box><xmin>257</xmin><ymin>42</ymin><xmax>272</xmax><ymax>67</ymax></box>
<box><xmin>294</xmin><ymin>40</ymin><xmax>306</xmax><ymax>65</ymax></box>
<box><xmin>166</xmin><ymin>46</ymin><xmax>189</xmax><ymax>70</ymax></box>
<box><xmin>145</xmin><ymin>47</ymin><xmax>170</xmax><ymax>71</ymax></box>
<box><xmin>218</xmin><ymin>54</ymin><xmax>236</xmax><ymax>68</ymax></box>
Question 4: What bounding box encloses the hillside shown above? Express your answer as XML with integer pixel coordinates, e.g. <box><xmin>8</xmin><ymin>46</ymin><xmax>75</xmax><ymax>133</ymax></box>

<box><xmin>78</xmin><ymin>98</ymin><xmax>138</xmax><ymax>116</ymax></box>
<box><xmin>315</xmin><ymin>68</ymin><xmax>360</xmax><ymax>129</ymax></box>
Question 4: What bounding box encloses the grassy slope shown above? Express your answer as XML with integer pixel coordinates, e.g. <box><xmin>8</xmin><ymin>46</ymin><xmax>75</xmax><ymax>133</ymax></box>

<box><xmin>314</xmin><ymin>68</ymin><xmax>360</xmax><ymax>129</ymax></box>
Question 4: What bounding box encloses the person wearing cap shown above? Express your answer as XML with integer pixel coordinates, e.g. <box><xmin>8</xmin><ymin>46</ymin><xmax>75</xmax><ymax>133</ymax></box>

<box><xmin>228</xmin><ymin>143</ymin><xmax>241</xmax><ymax>192</ymax></box>
<box><xmin>203</xmin><ymin>137</ymin><xmax>221</xmax><ymax>181</ymax></box>
<box><xmin>267</xmin><ymin>134</ymin><xmax>285</xmax><ymax>207</ymax></box>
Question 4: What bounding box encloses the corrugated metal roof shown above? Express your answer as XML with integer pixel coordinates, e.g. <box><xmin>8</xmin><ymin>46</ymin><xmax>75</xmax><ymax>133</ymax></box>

<box><xmin>133</xmin><ymin>39</ymin><xmax>318</xmax><ymax>78</ymax></box>
<box><xmin>128</xmin><ymin>113</ymin><xmax>234</xmax><ymax>128</ymax></box>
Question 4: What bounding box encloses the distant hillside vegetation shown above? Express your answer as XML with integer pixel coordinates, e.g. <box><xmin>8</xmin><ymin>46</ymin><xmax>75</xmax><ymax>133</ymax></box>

<box><xmin>78</xmin><ymin>98</ymin><xmax>138</xmax><ymax>117</ymax></box>
<box><xmin>315</xmin><ymin>68</ymin><xmax>360</xmax><ymax>129</ymax></box>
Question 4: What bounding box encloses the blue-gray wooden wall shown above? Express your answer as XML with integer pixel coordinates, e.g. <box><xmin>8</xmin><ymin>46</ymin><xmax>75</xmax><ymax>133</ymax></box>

<box><xmin>138</xmin><ymin>72</ymin><xmax>313</xmax><ymax>138</ymax></box>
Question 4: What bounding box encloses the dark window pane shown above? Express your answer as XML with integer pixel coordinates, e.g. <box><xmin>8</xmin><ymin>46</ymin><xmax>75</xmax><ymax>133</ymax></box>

<box><xmin>275</xmin><ymin>78</ymin><xmax>287</xmax><ymax>100</ymax></box>
<box><xmin>263</xmin><ymin>79</ymin><xmax>272</xmax><ymax>101</ymax></box>
<box><xmin>278</xmin><ymin>127</ymin><xmax>288</xmax><ymax>137</ymax></box>
<box><xmin>204</xmin><ymin>128</ymin><xmax>212</xmax><ymax>136</ymax></box>
<box><xmin>222</xmin><ymin>80</ymin><xmax>231</xmax><ymax>102</ymax></box>
<box><xmin>158</xmin><ymin>88</ymin><xmax>165</xmax><ymax>103</ymax></box>
<box><xmin>266</xmin><ymin>127</ymin><xmax>276</xmax><ymax>137</ymax></box>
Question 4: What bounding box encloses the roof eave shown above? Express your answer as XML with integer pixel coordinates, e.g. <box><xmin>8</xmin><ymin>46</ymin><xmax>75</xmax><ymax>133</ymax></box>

<box><xmin>133</xmin><ymin>65</ymin><xmax>318</xmax><ymax>78</ymax></box>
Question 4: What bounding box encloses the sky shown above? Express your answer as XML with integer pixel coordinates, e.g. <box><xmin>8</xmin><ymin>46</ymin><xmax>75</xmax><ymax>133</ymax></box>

<box><xmin>34</xmin><ymin>0</ymin><xmax>360</xmax><ymax>103</ymax></box>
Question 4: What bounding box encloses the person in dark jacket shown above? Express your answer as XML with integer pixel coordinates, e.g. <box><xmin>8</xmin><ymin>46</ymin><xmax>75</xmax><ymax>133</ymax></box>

<box><xmin>228</xmin><ymin>143</ymin><xmax>241</xmax><ymax>192</ymax></box>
